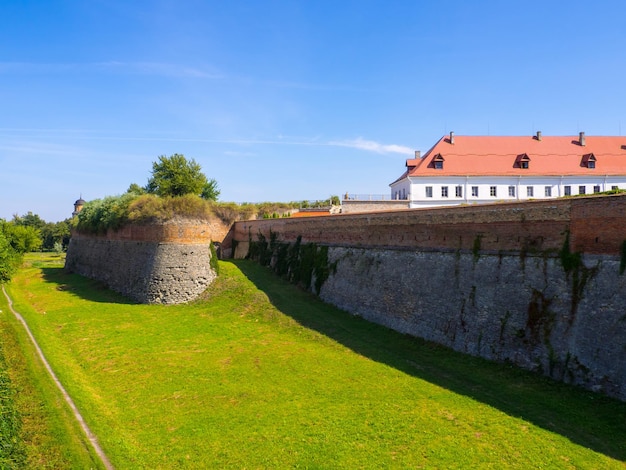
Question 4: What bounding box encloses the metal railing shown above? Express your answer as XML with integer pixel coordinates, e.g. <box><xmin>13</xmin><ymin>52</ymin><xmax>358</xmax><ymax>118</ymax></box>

<box><xmin>343</xmin><ymin>194</ymin><xmax>408</xmax><ymax>201</ymax></box>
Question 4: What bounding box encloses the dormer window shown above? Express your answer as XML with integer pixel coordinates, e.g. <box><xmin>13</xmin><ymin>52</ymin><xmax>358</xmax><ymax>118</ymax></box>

<box><xmin>582</xmin><ymin>153</ymin><xmax>596</xmax><ymax>169</ymax></box>
<box><xmin>516</xmin><ymin>153</ymin><xmax>530</xmax><ymax>169</ymax></box>
<box><xmin>433</xmin><ymin>154</ymin><xmax>444</xmax><ymax>170</ymax></box>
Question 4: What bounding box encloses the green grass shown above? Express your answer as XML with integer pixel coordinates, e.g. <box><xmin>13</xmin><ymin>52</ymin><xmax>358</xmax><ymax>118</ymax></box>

<box><xmin>3</xmin><ymin>252</ymin><xmax>626</xmax><ymax>468</ymax></box>
<box><xmin>0</xmin><ymin>317</ymin><xmax>26</xmax><ymax>469</ymax></box>
<box><xmin>0</xmin><ymin>254</ymin><xmax>102</xmax><ymax>469</ymax></box>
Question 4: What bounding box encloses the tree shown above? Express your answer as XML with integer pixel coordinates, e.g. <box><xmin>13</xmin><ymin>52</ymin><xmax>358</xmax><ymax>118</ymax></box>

<box><xmin>126</xmin><ymin>183</ymin><xmax>146</xmax><ymax>196</ymax></box>
<box><xmin>201</xmin><ymin>178</ymin><xmax>221</xmax><ymax>201</ymax></box>
<box><xmin>0</xmin><ymin>229</ymin><xmax>18</xmax><ymax>282</ymax></box>
<box><xmin>41</xmin><ymin>220</ymin><xmax>71</xmax><ymax>251</ymax></box>
<box><xmin>12</xmin><ymin>211</ymin><xmax>45</xmax><ymax>231</ymax></box>
<box><xmin>12</xmin><ymin>212</ymin><xmax>70</xmax><ymax>252</ymax></box>
<box><xmin>2</xmin><ymin>223</ymin><xmax>42</xmax><ymax>253</ymax></box>
<box><xmin>145</xmin><ymin>154</ymin><xmax>209</xmax><ymax>197</ymax></box>
<box><xmin>0</xmin><ymin>219</ymin><xmax>40</xmax><ymax>283</ymax></box>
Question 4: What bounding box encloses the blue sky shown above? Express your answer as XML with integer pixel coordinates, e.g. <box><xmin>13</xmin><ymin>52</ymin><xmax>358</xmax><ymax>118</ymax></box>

<box><xmin>2</xmin><ymin>1</ymin><xmax>625</xmax><ymax>222</ymax></box>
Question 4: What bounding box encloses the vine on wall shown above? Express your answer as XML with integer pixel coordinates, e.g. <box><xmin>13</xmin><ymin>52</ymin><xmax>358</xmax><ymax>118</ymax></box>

<box><xmin>247</xmin><ymin>231</ymin><xmax>336</xmax><ymax>294</ymax></box>
<box><xmin>209</xmin><ymin>242</ymin><xmax>219</xmax><ymax>275</ymax></box>
<box><xmin>558</xmin><ymin>230</ymin><xmax>599</xmax><ymax>320</ymax></box>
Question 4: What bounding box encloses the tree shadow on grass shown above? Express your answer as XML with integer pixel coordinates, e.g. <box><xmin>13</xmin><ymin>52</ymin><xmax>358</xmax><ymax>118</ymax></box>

<box><xmin>41</xmin><ymin>268</ymin><xmax>137</xmax><ymax>305</ymax></box>
<box><xmin>233</xmin><ymin>259</ymin><xmax>626</xmax><ymax>462</ymax></box>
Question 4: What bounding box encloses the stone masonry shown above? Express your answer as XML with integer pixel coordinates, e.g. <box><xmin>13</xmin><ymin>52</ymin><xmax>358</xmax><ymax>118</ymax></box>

<box><xmin>65</xmin><ymin>221</ymin><xmax>217</xmax><ymax>304</ymax></box>
<box><xmin>227</xmin><ymin>194</ymin><xmax>626</xmax><ymax>400</ymax></box>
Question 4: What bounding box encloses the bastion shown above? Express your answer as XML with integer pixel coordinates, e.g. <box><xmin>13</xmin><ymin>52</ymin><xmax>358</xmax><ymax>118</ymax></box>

<box><xmin>64</xmin><ymin>219</ymin><xmax>219</xmax><ymax>304</ymax></box>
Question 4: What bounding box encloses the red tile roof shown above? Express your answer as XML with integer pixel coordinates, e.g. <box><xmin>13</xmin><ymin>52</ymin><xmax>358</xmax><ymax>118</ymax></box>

<box><xmin>399</xmin><ymin>134</ymin><xmax>626</xmax><ymax>178</ymax></box>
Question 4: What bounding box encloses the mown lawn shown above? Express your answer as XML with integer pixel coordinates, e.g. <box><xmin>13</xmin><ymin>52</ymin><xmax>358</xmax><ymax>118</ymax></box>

<box><xmin>3</xmin><ymin>252</ymin><xmax>626</xmax><ymax>468</ymax></box>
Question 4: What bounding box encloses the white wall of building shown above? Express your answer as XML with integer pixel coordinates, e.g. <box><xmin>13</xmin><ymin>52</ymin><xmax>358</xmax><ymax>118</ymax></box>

<box><xmin>390</xmin><ymin>179</ymin><xmax>411</xmax><ymax>200</ymax></box>
<box><xmin>395</xmin><ymin>175</ymin><xmax>626</xmax><ymax>208</ymax></box>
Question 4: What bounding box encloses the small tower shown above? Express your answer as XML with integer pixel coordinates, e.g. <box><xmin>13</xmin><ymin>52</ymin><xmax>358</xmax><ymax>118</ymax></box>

<box><xmin>72</xmin><ymin>196</ymin><xmax>86</xmax><ymax>217</ymax></box>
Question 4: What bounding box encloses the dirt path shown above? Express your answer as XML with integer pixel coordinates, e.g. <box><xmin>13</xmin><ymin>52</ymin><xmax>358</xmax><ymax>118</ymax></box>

<box><xmin>1</xmin><ymin>285</ymin><xmax>114</xmax><ymax>470</ymax></box>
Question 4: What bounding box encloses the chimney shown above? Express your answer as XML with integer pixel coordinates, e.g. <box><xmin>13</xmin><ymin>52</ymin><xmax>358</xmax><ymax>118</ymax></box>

<box><xmin>579</xmin><ymin>131</ymin><xmax>586</xmax><ymax>146</ymax></box>
<box><xmin>414</xmin><ymin>150</ymin><xmax>421</xmax><ymax>158</ymax></box>
<box><xmin>449</xmin><ymin>131</ymin><xmax>455</xmax><ymax>144</ymax></box>
<box><xmin>536</xmin><ymin>131</ymin><xmax>542</xmax><ymax>141</ymax></box>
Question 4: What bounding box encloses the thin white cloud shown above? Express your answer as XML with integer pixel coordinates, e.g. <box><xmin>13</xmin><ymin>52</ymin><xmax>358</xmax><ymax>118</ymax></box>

<box><xmin>96</xmin><ymin>61</ymin><xmax>225</xmax><ymax>79</ymax></box>
<box><xmin>0</xmin><ymin>141</ymin><xmax>84</xmax><ymax>157</ymax></box>
<box><xmin>0</xmin><ymin>129</ymin><xmax>412</xmax><ymax>156</ymax></box>
<box><xmin>329</xmin><ymin>137</ymin><xmax>414</xmax><ymax>155</ymax></box>
<box><xmin>0</xmin><ymin>61</ymin><xmax>224</xmax><ymax>79</ymax></box>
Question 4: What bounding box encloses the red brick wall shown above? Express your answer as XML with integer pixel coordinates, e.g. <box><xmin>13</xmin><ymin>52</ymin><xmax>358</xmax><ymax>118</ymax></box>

<box><xmin>227</xmin><ymin>194</ymin><xmax>626</xmax><ymax>256</ymax></box>
<box><xmin>72</xmin><ymin>220</ymin><xmax>219</xmax><ymax>245</ymax></box>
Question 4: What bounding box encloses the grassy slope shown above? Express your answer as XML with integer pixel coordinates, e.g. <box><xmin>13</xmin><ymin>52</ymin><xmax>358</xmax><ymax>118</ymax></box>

<box><xmin>0</xmin><ymin>258</ymin><xmax>102</xmax><ymax>468</ymax></box>
<box><xmin>4</xmin><ymin>253</ymin><xmax>626</xmax><ymax>468</ymax></box>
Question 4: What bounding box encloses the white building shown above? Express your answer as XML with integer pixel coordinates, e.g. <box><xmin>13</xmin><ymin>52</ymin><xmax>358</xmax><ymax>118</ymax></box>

<box><xmin>390</xmin><ymin>132</ymin><xmax>626</xmax><ymax>208</ymax></box>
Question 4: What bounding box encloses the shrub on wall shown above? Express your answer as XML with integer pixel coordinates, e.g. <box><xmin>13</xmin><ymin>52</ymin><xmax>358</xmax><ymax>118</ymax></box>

<box><xmin>127</xmin><ymin>194</ymin><xmax>213</xmax><ymax>223</ymax></box>
<box><xmin>76</xmin><ymin>194</ymin><xmax>216</xmax><ymax>233</ymax></box>
<box><xmin>76</xmin><ymin>195</ymin><xmax>315</xmax><ymax>234</ymax></box>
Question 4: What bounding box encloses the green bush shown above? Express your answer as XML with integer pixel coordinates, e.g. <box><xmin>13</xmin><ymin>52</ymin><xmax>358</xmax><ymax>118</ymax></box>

<box><xmin>210</xmin><ymin>202</ymin><xmax>256</xmax><ymax>226</ymax></box>
<box><xmin>76</xmin><ymin>193</ymin><xmax>138</xmax><ymax>233</ymax></box>
<box><xmin>77</xmin><ymin>194</ymin><xmax>217</xmax><ymax>233</ymax></box>
<box><xmin>76</xmin><ymin>195</ymin><xmax>330</xmax><ymax>234</ymax></box>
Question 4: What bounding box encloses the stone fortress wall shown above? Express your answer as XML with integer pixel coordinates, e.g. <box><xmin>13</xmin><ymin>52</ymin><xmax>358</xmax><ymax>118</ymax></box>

<box><xmin>65</xmin><ymin>221</ymin><xmax>222</xmax><ymax>304</ymax></box>
<box><xmin>64</xmin><ymin>195</ymin><xmax>626</xmax><ymax>399</ymax></box>
<box><xmin>225</xmin><ymin>195</ymin><xmax>626</xmax><ymax>400</ymax></box>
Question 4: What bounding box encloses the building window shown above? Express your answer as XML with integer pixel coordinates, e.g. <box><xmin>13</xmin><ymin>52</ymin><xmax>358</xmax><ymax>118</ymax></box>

<box><xmin>545</xmin><ymin>186</ymin><xmax>552</xmax><ymax>197</ymax></box>
<box><xmin>471</xmin><ymin>186</ymin><xmax>479</xmax><ymax>197</ymax></box>
<box><xmin>508</xmin><ymin>186</ymin><xmax>516</xmax><ymax>197</ymax></box>
<box><xmin>433</xmin><ymin>154</ymin><xmax>444</xmax><ymax>170</ymax></box>
<box><xmin>425</xmin><ymin>186</ymin><xmax>433</xmax><ymax>198</ymax></box>
<box><xmin>588</xmin><ymin>160</ymin><xmax>596</xmax><ymax>169</ymax></box>
<box><xmin>490</xmin><ymin>186</ymin><xmax>497</xmax><ymax>197</ymax></box>
<box><xmin>441</xmin><ymin>186</ymin><xmax>448</xmax><ymax>197</ymax></box>
<box><xmin>455</xmin><ymin>185</ymin><xmax>463</xmax><ymax>198</ymax></box>
<box><xmin>579</xmin><ymin>185</ymin><xmax>586</xmax><ymax>195</ymax></box>
<box><xmin>612</xmin><ymin>185</ymin><xmax>619</xmax><ymax>190</ymax></box>
<box><xmin>517</xmin><ymin>153</ymin><xmax>531</xmax><ymax>169</ymax></box>
<box><xmin>564</xmin><ymin>186</ymin><xmax>571</xmax><ymax>196</ymax></box>
<box><xmin>527</xmin><ymin>186</ymin><xmax>534</xmax><ymax>197</ymax></box>
<box><xmin>593</xmin><ymin>185</ymin><xmax>601</xmax><ymax>193</ymax></box>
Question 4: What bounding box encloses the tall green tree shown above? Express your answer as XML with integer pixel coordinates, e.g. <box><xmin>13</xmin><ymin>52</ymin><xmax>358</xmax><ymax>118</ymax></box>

<box><xmin>0</xmin><ymin>219</ymin><xmax>40</xmax><ymax>282</ymax></box>
<box><xmin>2</xmin><ymin>223</ymin><xmax>42</xmax><ymax>253</ymax></box>
<box><xmin>145</xmin><ymin>154</ymin><xmax>209</xmax><ymax>197</ymax></box>
<box><xmin>0</xmin><ymin>228</ymin><xmax>18</xmax><ymax>282</ymax></box>
<box><xmin>11</xmin><ymin>212</ymin><xmax>70</xmax><ymax>251</ymax></box>
<box><xmin>41</xmin><ymin>220</ymin><xmax>71</xmax><ymax>251</ymax></box>
<box><xmin>12</xmin><ymin>211</ymin><xmax>45</xmax><ymax>231</ymax></box>
<box><xmin>200</xmin><ymin>179</ymin><xmax>221</xmax><ymax>201</ymax></box>
<box><xmin>126</xmin><ymin>183</ymin><xmax>146</xmax><ymax>196</ymax></box>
